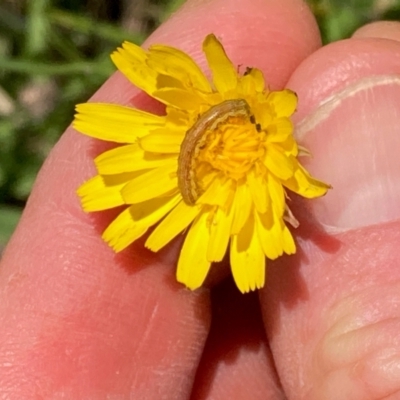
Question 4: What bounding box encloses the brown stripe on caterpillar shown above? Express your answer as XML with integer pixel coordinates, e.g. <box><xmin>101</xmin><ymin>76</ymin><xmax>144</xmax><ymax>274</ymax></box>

<box><xmin>177</xmin><ymin>99</ymin><xmax>253</xmax><ymax>205</ymax></box>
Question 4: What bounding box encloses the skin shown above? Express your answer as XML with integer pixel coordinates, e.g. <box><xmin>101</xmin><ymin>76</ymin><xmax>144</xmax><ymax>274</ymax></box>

<box><xmin>1</xmin><ymin>0</ymin><xmax>400</xmax><ymax>398</ymax></box>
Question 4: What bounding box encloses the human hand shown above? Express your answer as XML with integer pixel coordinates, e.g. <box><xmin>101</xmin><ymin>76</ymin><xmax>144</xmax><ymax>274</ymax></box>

<box><xmin>1</xmin><ymin>0</ymin><xmax>400</xmax><ymax>398</ymax></box>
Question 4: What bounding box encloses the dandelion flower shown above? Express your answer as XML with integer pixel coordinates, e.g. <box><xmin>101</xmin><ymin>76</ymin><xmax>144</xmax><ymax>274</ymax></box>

<box><xmin>75</xmin><ymin>34</ymin><xmax>330</xmax><ymax>293</ymax></box>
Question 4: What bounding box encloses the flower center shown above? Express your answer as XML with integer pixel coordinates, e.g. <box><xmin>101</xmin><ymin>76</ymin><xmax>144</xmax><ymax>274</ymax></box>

<box><xmin>197</xmin><ymin>116</ymin><xmax>265</xmax><ymax>179</ymax></box>
<box><xmin>178</xmin><ymin>99</ymin><xmax>265</xmax><ymax>205</ymax></box>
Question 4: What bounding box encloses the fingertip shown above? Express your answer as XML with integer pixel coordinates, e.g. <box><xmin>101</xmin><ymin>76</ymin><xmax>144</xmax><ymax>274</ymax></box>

<box><xmin>288</xmin><ymin>37</ymin><xmax>400</xmax><ymax>120</ymax></box>
<box><xmin>260</xmin><ymin>33</ymin><xmax>400</xmax><ymax>399</ymax></box>
<box><xmin>287</xmin><ymin>38</ymin><xmax>400</xmax><ymax>230</ymax></box>
<box><xmin>353</xmin><ymin>20</ymin><xmax>400</xmax><ymax>42</ymax></box>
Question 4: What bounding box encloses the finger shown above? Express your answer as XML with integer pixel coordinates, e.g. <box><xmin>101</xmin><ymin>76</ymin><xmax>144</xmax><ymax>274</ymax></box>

<box><xmin>260</xmin><ymin>36</ymin><xmax>400</xmax><ymax>399</ymax></box>
<box><xmin>191</xmin><ymin>280</ymin><xmax>285</xmax><ymax>400</ymax></box>
<box><xmin>0</xmin><ymin>0</ymin><xmax>321</xmax><ymax>399</ymax></box>
<box><xmin>353</xmin><ymin>21</ymin><xmax>400</xmax><ymax>42</ymax></box>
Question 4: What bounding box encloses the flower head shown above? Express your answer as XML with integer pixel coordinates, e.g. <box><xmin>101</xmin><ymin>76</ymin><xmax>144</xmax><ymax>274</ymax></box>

<box><xmin>74</xmin><ymin>34</ymin><xmax>330</xmax><ymax>293</ymax></box>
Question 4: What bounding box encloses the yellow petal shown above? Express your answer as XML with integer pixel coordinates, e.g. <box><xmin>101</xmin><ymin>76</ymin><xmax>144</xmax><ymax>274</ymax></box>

<box><xmin>283</xmin><ymin>161</ymin><xmax>331</xmax><ymax>198</ymax></box>
<box><xmin>196</xmin><ymin>175</ymin><xmax>234</xmax><ymax>210</ymax></box>
<box><xmin>74</xmin><ymin>104</ymin><xmax>165</xmax><ymax>143</ymax></box>
<box><xmin>282</xmin><ymin>222</ymin><xmax>296</xmax><ymax>255</ymax></box>
<box><xmin>77</xmin><ymin>173</ymin><xmax>141</xmax><ymax>212</ymax></box>
<box><xmin>268</xmin><ymin>89</ymin><xmax>297</xmax><ymax>117</ymax></box>
<box><xmin>237</xmin><ymin>68</ymin><xmax>266</xmax><ymax>97</ymax></box>
<box><xmin>231</xmin><ymin>181</ymin><xmax>253</xmax><ymax>235</ymax></box>
<box><xmin>267</xmin><ymin>173</ymin><xmax>285</xmax><ymax>217</ymax></box>
<box><xmin>207</xmin><ymin>204</ymin><xmax>234</xmax><ymax>262</ymax></box>
<box><xmin>247</xmin><ymin>68</ymin><xmax>265</xmax><ymax>93</ymax></box>
<box><xmin>154</xmin><ymin>73</ymin><xmax>185</xmax><ymax>90</ymax></box>
<box><xmin>121</xmin><ymin>165</ymin><xmax>178</xmax><ymax>204</ymax></box>
<box><xmin>103</xmin><ymin>194</ymin><xmax>181</xmax><ymax>252</ymax></box>
<box><xmin>247</xmin><ymin>168</ymin><xmax>269</xmax><ymax>214</ymax></box>
<box><xmin>177</xmin><ymin>211</ymin><xmax>211</xmax><ymax>290</ymax></box>
<box><xmin>237</xmin><ymin>74</ymin><xmax>255</xmax><ymax>97</ymax></box>
<box><xmin>139</xmin><ymin>130</ymin><xmax>184</xmax><ymax>153</ymax></box>
<box><xmin>165</xmin><ymin>106</ymin><xmax>191</xmax><ymax>128</ymax></box>
<box><xmin>266</xmin><ymin>118</ymin><xmax>294</xmax><ymax>143</ymax></box>
<box><xmin>111</xmin><ymin>42</ymin><xmax>157</xmax><ymax>95</ymax></box>
<box><xmin>145</xmin><ymin>201</ymin><xmax>201</xmax><ymax>251</ymax></box>
<box><xmin>256</xmin><ymin>100</ymin><xmax>273</xmax><ymax>128</ymax></box>
<box><xmin>277</xmin><ymin>136</ymin><xmax>298</xmax><ymax>157</ymax></box>
<box><xmin>95</xmin><ymin>144</ymin><xmax>176</xmax><ymax>175</ymax></box>
<box><xmin>203</xmin><ymin>34</ymin><xmax>238</xmax><ymax>94</ymax></box>
<box><xmin>230</xmin><ymin>214</ymin><xmax>265</xmax><ymax>293</ymax></box>
<box><xmin>147</xmin><ymin>45</ymin><xmax>212</xmax><ymax>93</ymax></box>
<box><xmin>152</xmin><ymin>87</ymin><xmax>206</xmax><ymax>110</ymax></box>
<box><xmin>255</xmin><ymin>210</ymin><xmax>283</xmax><ymax>260</ymax></box>
<box><xmin>265</xmin><ymin>144</ymin><xmax>294</xmax><ymax>180</ymax></box>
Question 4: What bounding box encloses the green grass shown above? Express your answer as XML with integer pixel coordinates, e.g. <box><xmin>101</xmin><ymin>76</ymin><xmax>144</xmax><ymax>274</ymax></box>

<box><xmin>0</xmin><ymin>0</ymin><xmax>399</xmax><ymax>248</ymax></box>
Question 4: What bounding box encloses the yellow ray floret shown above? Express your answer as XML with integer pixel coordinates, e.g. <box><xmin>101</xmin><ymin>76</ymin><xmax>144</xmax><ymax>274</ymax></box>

<box><xmin>74</xmin><ymin>33</ymin><xmax>331</xmax><ymax>293</ymax></box>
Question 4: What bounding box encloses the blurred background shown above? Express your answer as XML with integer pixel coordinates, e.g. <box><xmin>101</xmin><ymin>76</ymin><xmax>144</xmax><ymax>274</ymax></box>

<box><xmin>0</xmin><ymin>0</ymin><xmax>399</xmax><ymax>251</ymax></box>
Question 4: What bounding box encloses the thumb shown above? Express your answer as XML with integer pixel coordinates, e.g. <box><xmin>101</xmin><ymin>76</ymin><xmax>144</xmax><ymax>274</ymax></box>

<box><xmin>261</xmin><ymin>33</ymin><xmax>400</xmax><ymax>399</ymax></box>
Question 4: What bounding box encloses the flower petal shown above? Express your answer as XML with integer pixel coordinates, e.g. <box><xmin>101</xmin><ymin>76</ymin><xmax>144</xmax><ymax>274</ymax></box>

<box><xmin>247</xmin><ymin>68</ymin><xmax>265</xmax><ymax>93</ymax></box>
<box><xmin>95</xmin><ymin>144</ymin><xmax>176</xmax><ymax>175</ymax></box>
<box><xmin>207</xmin><ymin>204</ymin><xmax>234</xmax><ymax>262</ymax></box>
<box><xmin>237</xmin><ymin>68</ymin><xmax>266</xmax><ymax>97</ymax></box>
<box><xmin>196</xmin><ymin>175</ymin><xmax>234</xmax><ymax>210</ymax></box>
<box><xmin>247</xmin><ymin>168</ymin><xmax>269</xmax><ymax>214</ymax></box>
<box><xmin>103</xmin><ymin>194</ymin><xmax>181</xmax><ymax>252</ymax></box>
<box><xmin>268</xmin><ymin>89</ymin><xmax>297</xmax><ymax>117</ymax></box>
<box><xmin>74</xmin><ymin>104</ymin><xmax>165</xmax><ymax>143</ymax></box>
<box><xmin>147</xmin><ymin>45</ymin><xmax>212</xmax><ymax>93</ymax></box>
<box><xmin>267</xmin><ymin>173</ymin><xmax>285</xmax><ymax>217</ymax></box>
<box><xmin>277</xmin><ymin>136</ymin><xmax>298</xmax><ymax>156</ymax></box>
<box><xmin>165</xmin><ymin>107</ymin><xmax>191</xmax><ymax>127</ymax></box>
<box><xmin>282</xmin><ymin>222</ymin><xmax>296</xmax><ymax>254</ymax></box>
<box><xmin>111</xmin><ymin>42</ymin><xmax>157</xmax><ymax>95</ymax></box>
<box><xmin>121</xmin><ymin>165</ymin><xmax>178</xmax><ymax>204</ymax></box>
<box><xmin>152</xmin><ymin>88</ymin><xmax>206</xmax><ymax>110</ymax></box>
<box><xmin>265</xmin><ymin>144</ymin><xmax>294</xmax><ymax>180</ymax></box>
<box><xmin>283</xmin><ymin>161</ymin><xmax>331</xmax><ymax>198</ymax></box>
<box><xmin>203</xmin><ymin>34</ymin><xmax>238</xmax><ymax>94</ymax></box>
<box><xmin>139</xmin><ymin>130</ymin><xmax>184</xmax><ymax>153</ymax></box>
<box><xmin>145</xmin><ymin>201</ymin><xmax>201</xmax><ymax>251</ymax></box>
<box><xmin>230</xmin><ymin>214</ymin><xmax>265</xmax><ymax>293</ymax></box>
<box><xmin>255</xmin><ymin>210</ymin><xmax>283</xmax><ymax>259</ymax></box>
<box><xmin>266</xmin><ymin>118</ymin><xmax>294</xmax><ymax>143</ymax></box>
<box><xmin>231</xmin><ymin>181</ymin><xmax>253</xmax><ymax>235</ymax></box>
<box><xmin>177</xmin><ymin>211</ymin><xmax>211</xmax><ymax>290</ymax></box>
<box><xmin>77</xmin><ymin>173</ymin><xmax>140</xmax><ymax>212</ymax></box>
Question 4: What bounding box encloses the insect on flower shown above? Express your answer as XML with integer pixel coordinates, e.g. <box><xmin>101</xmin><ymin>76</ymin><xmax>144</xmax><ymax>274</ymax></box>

<box><xmin>178</xmin><ymin>99</ymin><xmax>253</xmax><ymax>205</ymax></box>
<box><xmin>74</xmin><ymin>34</ymin><xmax>331</xmax><ymax>293</ymax></box>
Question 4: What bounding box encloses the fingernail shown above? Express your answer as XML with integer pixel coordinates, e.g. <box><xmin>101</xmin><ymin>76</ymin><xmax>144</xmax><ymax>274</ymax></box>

<box><xmin>297</xmin><ymin>75</ymin><xmax>400</xmax><ymax>230</ymax></box>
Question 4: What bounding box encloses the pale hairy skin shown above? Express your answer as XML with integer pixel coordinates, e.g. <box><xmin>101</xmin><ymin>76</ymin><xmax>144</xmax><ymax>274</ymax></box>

<box><xmin>1</xmin><ymin>0</ymin><xmax>400</xmax><ymax>398</ymax></box>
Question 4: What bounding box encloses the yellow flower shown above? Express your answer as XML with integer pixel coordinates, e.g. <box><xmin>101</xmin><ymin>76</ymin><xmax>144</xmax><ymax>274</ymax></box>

<box><xmin>74</xmin><ymin>34</ymin><xmax>330</xmax><ymax>293</ymax></box>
